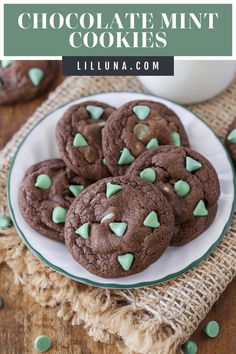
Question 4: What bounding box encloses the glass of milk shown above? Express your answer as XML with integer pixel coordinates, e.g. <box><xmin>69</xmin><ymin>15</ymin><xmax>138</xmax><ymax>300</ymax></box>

<box><xmin>138</xmin><ymin>60</ymin><xmax>236</xmax><ymax>104</ymax></box>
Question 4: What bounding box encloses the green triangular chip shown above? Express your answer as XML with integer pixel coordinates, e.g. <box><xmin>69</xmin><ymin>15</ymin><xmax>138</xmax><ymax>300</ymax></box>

<box><xmin>185</xmin><ymin>156</ymin><xmax>202</xmax><ymax>172</ymax></box>
<box><xmin>75</xmin><ymin>222</ymin><xmax>90</xmax><ymax>239</ymax></box>
<box><xmin>1</xmin><ymin>60</ymin><xmax>13</xmax><ymax>68</ymax></box>
<box><xmin>73</xmin><ymin>132</ymin><xmax>88</xmax><ymax>147</ymax></box>
<box><xmin>139</xmin><ymin>167</ymin><xmax>156</xmax><ymax>183</ymax></box>
<box><xmin>118</xmin><ymin>253</ymin><xmax>134</xmax><ymax>271</ymax></box>
<box><xmin>133</xmin><ymin>105</ymin><xmax>150</xmax><ymax>120</ymax></box>
<box><xmin>118</xmin><ymin>148</ymin><xmax>135</xmax><ymax>165</ymax></box>
<box><xmin>106</xmin><ymin>182</ymin><xmax>122</xmax><ymax>198</ymax></box>
<box><xmin>86</xmin><ymin>105</ymin><xmax>104</xmax><ymax>120</ymax></box>
<box><xmin>146</xmin><ymin>138</ymin><xmax>159</xmax><ymax>150</ymax></box>
<box><xmin>227</xmin><ymin>129</ymin><xmax>236</xmax><ymax>144</ymax></box>
<box><xmin>171</xmin><ymin>132</ymin><xmax>181</xmax><ymax>146</ymax></box>
<box><xmin>193</xmin><ymin>200</ymin><xmax>208</xmax><ymax>216</ymax></box>
<box><xmin>143</xmin><ymin>211</ymin><xmax>160</xmax><ymax>228</ymax></box>
<box><xmin>109</xmin><ymin>222</ymin><xmax>127</xmax><ymax>237</ymax></box>
<box><xmin>69</xmin><ymin>184</ymin><xmax>84</xmax><ymax>197</ymax></box>
<box><xmin>28</xmin><ymin>68</ymin><xmax>44</xmax><ymax>86</ymax></box>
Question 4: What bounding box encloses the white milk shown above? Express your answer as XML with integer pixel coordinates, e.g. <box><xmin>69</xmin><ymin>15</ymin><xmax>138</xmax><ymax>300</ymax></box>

<box><xmin>138</xmin><ymin>60</ymin><xmax>236</xmax><ymax>104</ymax></box>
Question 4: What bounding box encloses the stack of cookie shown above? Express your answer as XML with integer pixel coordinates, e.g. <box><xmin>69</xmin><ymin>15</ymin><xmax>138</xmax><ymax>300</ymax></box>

<box><xmin>19</xmin><ymin>100</ymin><xmax>220</xmax><ymax>278</ymax></box>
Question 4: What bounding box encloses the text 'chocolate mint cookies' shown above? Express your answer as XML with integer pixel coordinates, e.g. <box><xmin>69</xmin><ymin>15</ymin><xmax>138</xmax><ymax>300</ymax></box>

<box><xmin>19</xmin><ymin>159</ymin><xmax>91</xmax><ymax>241</ymax></box>
<box><xmin>64</xmin><ymin>176</ymin><xmax>174</xmax><ymax>278</ymax></box>
<box><xmin>127</xmin><ymin>146</ymin><xmax>220</xmax><ymax>246</ymax></box>
<box><xmin>225</xmin><ymin>117</ymin><xmax>236</xmax><ymax>168</ymax></box>
<box><xmin>56</xmin><ymin>100</ymin><xmax>115</xmax><ymax>180</ymax></box>
<box><xmin>0</xmin><ymin>60</ymin><xmax>57</xmax><ymax>104</ymax></box>
<box><xmin>102</xmin><ymin>99</ymin><xmax>189</xmax><ymax>176</ymax></box>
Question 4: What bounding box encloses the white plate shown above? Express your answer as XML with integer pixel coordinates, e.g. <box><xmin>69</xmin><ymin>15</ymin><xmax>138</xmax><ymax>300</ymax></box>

<box><xmin>8</xmin><ymin>92</ymin><xmax>236</xmax><ymax>289</ymax></box>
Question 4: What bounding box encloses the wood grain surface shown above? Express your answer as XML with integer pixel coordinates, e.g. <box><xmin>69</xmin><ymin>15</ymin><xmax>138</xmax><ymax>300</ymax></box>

<box><xmin>0</xmin><ymin>67</ymin><xmax>235</xmax><ymax>354</ymax></box>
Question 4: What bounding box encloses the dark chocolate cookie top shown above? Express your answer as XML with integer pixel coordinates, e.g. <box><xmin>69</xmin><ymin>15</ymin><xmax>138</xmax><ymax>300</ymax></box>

<box><xmin>127</xmin><ymin>146</ymin><xmax>220</xmax><ymax>245</ymax></box>
<box><xmin>56</xmin><ymin>100</ymin><xmax>115</xmax><ymax>180</ymax></box>
<box><xmin>102</xmin><ymin>100</ymin><xmax>190</xmax><ymax>176</ymax></box>
<box><xmin>19</xmin><ymin>159</ymin><xmax>91</xmax><ymax>241</ymax></box>
<box><xmin>172</xmin><ymin>203</ymin><xmax>218</xmax><ymax>246</ymax></box>
<box><xmin>0</xmin><ymin>60</ymin><xmax>57</xmax><ymax>104</ymax></box>
<box><xmin>225</xmin><ymin>117</ymin><xmax>236</xmax><ymax>168</ymax></box>
<box><xmin>65</xmin><ymin>176</ymin><xmax>174</xmax><ymax>278</ymax></box>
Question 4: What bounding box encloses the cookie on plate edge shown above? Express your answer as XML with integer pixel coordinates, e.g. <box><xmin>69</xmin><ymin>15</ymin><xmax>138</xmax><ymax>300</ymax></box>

<box><xmin>65</xmin><ymin>176</ymin><xmax>174</xmax><ymax>278</ymax></box>
<box><xmin>19</xmin><ymin>159</ymin><xmax>91</xmax><ymax>241</ymax></box>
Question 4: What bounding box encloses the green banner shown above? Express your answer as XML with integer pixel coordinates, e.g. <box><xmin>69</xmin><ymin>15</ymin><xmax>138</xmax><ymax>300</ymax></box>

<box><xmin>4</xmin><ymin>4</ymin><xmax>232</xmax><ymax>56</ymax></box>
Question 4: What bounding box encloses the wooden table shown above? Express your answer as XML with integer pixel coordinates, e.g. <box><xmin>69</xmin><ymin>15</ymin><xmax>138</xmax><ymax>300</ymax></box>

<box><xmin>0</xmin><ymin>69</ymin><xmax>235</xmax><ymax>354</ymax></box>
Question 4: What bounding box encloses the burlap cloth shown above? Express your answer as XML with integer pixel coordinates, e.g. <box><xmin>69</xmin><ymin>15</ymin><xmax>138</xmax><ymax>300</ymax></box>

<box><xmin>0</xmin><ymin>76</ymin><xmax>236</xmax><ymax>354</ymax></box>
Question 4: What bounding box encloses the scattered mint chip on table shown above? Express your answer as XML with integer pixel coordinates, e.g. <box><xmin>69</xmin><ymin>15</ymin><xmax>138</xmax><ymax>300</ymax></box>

<box><xmin>0</xmin><ymin>215</ymin><xmax>12</xmax><ymax>230</ymax></box>
<box><xmin>204</xmin><ymin>320</ymin><xmax>220</xmax><ymax>338</ymax></box>
<box><xmin>34</xmin><ymin>335</ymin><xmax>51</xmax><ymax>353</ymax></box>
<box><xmin>182</xmin><ymin>340</ymin><xmax>198</xmax><ymax>354</ymax></box>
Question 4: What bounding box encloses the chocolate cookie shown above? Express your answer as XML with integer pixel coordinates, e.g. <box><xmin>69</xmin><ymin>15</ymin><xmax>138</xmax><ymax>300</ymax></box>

<box><xmin>102</xmin><ymin>100</ymin><xmax>190</xmax><ymax>176</ymax></box>
<box><xmin>0</xmin><ymin>60</ymin><xmax>57</xmax><ymax>104</ymax></box>
<box><xmin>225</xmin><ymin>117</ymin><xmax>236</xmax><ymax>167</ymax></box>
<box><xmin>127</xmin><ymin>146</ymin><xmax>220</xmax><ymax>245</ymax></box>
<box><xmin>19</xmin><ymin>159</ymin><xmax>91</xmax><ymax>241</ymax></box>
<box><xmin>65</xmin><ymin>176</ymin><xmax>174</xmax><ymax>278</ymax></box>
<box><xmin>56</xmin><ymin>101</ymin><xmax>115</xmax><ymax>180</ymax></box>
<box><xmin>172</xmin><ymin>203</ymin><xmax>218</xmax><ymax>245</ymax></box>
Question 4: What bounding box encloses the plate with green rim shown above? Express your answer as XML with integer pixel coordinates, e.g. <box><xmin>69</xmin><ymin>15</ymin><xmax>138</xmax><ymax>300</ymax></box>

<box><xmin>7</xmin><ymin>92</ymin><xmax>236</xmax><ymax>289</ymax></box>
